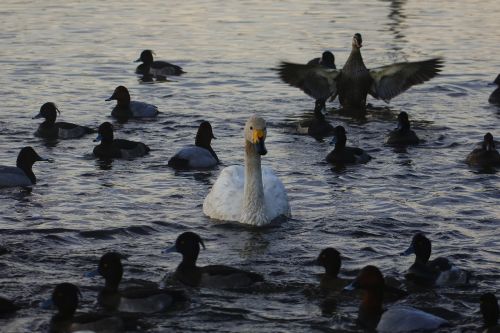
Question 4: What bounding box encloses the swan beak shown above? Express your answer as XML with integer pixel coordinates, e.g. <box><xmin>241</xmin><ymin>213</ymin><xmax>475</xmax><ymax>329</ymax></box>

<box><xmin>32</xmin><ymin>113</ymin><xmax>43</xmax><ymax>119</ymax></box>
<box><xmin>401</xmin><ymin>243</ymin><xmax>415</xmax><ymax>256</ymax></box>
<box><xmin>253</xmin><ymin>129</ymin><xmax>267</xmax><ymax>155</ymax></box>
<box><xmin>162</xmin><ymin>245</ymin><xmax>177</xmax><ymax>254</ymax></box>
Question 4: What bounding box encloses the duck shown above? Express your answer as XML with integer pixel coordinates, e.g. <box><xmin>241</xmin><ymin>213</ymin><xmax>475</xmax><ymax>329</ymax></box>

<box><xmin>203</xmin><ymin>115</ymin><xmax>291</xmax><ymax>226</ymax></box>
<box><xmin>297</xmin><ymin>108</ymin><xmax>334</xmax><ymax>139</ymax></box>
<box><xmin>48</xmin><ymin>283</ymin><xmax>127</xmax><ymax>333</ymax></box>
<box><xmin>105</xmin><ymin>86</ymin><xmax>159</xmax><ymax>120</ymax></box>
<box><xmin>488</xmin><ymin>74</ymin><xmax>500</xmax><ymax>105</ymax></box>
<box><xmin>277</xmin><ymin>33</ymin><xmax>443</xmax><ymax>113</ymax></box>
<box><xmin>0</xmin><ymin>147</ymin><xmax>52</xmax><ymax>187</ymax></box>
<box><xmin>163</xmin><ymin>232</ymin><xmax>264</xmax><ymax>289</ymax></box>
<box><xmin>168</xmin><ymin>121</ymin><xmax>220</xmax><ymax>169</ymax></box>
<box><xmin>386</xmin><ymin>111</ymin><xmax>420</xmax><ymax>145</ymax></box>
<box><xmin>33</xmin><ymin>102</ymin><xmax>94</xmax><ymax>139</ymax></box>
<box><xmin>466</xmin><ymin>133</ymin><xmax>500</xmax><ymax>168</ymax></box>
<box><xmin>345</xmin><ymin>265</ymin><xmax>449</xmax><ymax>332</ymax></box>
<box><xmin>88</xmin><ymin>252</ymin><xmax>186</xmax><ymax>313</ymax></box>
<box><xmin>480</xmin><ymin>293</ymin><xmax>500</xmax><ymax>333</ymax></box>
<box><xmin>93</xmin><ymin>122</ymin><xmax>150</xmax><ymax>159</ymax></box>
<box><xmin>401</xmin><ymin>233</ymin><xmax>469</xmax><ymax>287</ymax></box>
<box><xmin>317</xmin><ymin>247</ymin><xmax>345</xmax><ymax>291</ymax></box>
<box><xmin>307</xmin><ymin>51</ymin><xmax>336</xmax><ymax>69</ymax></box>
<box><xmin>326</xmin><ymin>125</ymin><xmax>371</xmax><ymax>164</ymax></box>
<box><xmin>135</xmin><ymin>50</ymin><xmax>185</xmax><ymax>80</ymax></box>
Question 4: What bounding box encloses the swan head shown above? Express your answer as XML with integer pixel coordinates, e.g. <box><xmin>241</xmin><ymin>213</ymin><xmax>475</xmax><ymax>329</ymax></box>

<box><xmin>245</xmin><ymin>115</ymin><xmax>267</xmax><ymax>155</ymax></box>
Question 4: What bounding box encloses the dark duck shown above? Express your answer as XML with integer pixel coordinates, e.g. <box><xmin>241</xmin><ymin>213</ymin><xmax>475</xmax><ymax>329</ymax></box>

<box><xmin>33</xmin><ymin>102</ymin><xmax>94</xmax><ymax>139</ymax></box>
<box><xmin>277</xmin><ymin>33</ymin><xmax>443</xmax><ymax>113</ymax></box>
<box><xmin>163</xmin><ymin>232</ymin><xmax>264</xmax><ymax>289</ymax></box>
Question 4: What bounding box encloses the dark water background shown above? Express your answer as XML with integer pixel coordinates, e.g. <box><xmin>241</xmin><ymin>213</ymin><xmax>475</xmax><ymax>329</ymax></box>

<box><xmin>0</xmin><ymin>0</ymin><xmax>499</xmax><ymax>331</ymax></box>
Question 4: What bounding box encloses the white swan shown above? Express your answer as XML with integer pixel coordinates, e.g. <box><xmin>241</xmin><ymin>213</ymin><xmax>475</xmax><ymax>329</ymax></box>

<box><xmin>203</xmin><ymin>115</ymin><xmax>290</xmax><ymax>226</ymax></box>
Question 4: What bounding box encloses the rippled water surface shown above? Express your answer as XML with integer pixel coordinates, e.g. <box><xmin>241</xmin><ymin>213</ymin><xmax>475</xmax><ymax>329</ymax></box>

<box><xmin>1</xmin><ymin>0</ymin><xmax>499</xmax><ymax>332</ymax></box>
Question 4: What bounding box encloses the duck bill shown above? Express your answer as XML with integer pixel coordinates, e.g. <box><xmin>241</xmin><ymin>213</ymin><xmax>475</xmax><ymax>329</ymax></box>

<box><xmin>32</xmin><ymin>113</ymin><xmax>43</xmax><ymax>119</ymax></box>
<box><xmin>105</xmin><ymin>93</ymin><xmax>117</xmax><ymax>101</ymax></box>
<box><xmin>343</xmin><ymin>278</ymin><xmax>360</xmax><ymax>291</ymax></box>
<box><xmin>486</xmin><ymin>143</ymin><xmax>493</xmax><ymax>152</ymax></box>
<box><xmin>329</xmin><ymin>136</ymin><xmax>337</xmax><ymax>145</ymax></box>
<box><xmin>93</xmin><ymin>134</ymin><xmax>102</xmax><ymax>142</ymax></box>
<box><xmin>253</xmin><ymin>129</ymin><xmax>267</xmax><ymax>155</ymax></box>
<box><xmin>162</xmin><ymin>244</ymin><xmax>177</xmax><ymax>254</ymax></box>
<box><xmin>134</xmin><ymin>58</ymin><xmax>141</xmax><ymax>63</ymax></box>
<box><xmin>84</xmin><ymin>270</ymin><xmax>99</xmax><ymax>278</ymax></box>
<box><xmin>401</xmin><ymin>243</ymin><xmax>415</xmax><ymax>256</ymax></box>
<box><xmin>40</xmin><ymin>298</ymin><xmax>54</xmax><ymax>310</ymax></box>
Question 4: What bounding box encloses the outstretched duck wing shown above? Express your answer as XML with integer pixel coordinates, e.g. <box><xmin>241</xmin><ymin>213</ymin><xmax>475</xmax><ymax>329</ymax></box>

<box><xmin>368</xmin><ymin>58</ymin><xmax>443</xmax><ymax>102</ymax></box>
<box><xmin>276</xmin><ymin>62</ymin><xmax>340</xmax><ymax>100</ymax></box>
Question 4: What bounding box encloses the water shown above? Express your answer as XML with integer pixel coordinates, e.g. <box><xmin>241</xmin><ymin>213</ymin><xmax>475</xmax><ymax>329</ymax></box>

<box><xmin>0</xmin><ymin>0</ymin><xmax>499</xmax><ymax>331</ymax></box>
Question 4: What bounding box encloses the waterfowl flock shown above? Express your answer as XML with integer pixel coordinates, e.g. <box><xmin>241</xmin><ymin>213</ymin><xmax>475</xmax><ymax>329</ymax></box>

<box><xmin>0</xmin><ymin>29</ymin><xmax>499</xmax><ymax>332</ymax></box>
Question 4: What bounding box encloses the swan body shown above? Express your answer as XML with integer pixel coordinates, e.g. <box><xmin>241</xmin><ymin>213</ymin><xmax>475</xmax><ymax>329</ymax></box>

<box><xmin>203</xmin><ymin>115</ymin><xmax>290</xmax><ymax>226</ymax></box>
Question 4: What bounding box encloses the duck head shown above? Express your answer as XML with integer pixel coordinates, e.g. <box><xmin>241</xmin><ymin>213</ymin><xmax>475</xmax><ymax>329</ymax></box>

<box><xmin>33</xmin><ymin>102</ymin><xmax>60</xmax><ymax>123</ymax></box>
<box><xmin>52</xmin><ymin>283</ymin><xmax>81</xmax><ymax>319</ymax></box>
<box><xmin>163</xmin><ymin>232</ymin><xmax>206</xmax><ymax>266</ymax></box>
<box><xmin>135</xmin><ymin>50</ymin><xmax>154</xmax><ymax>64</ymax></box>
<box><xmin>317</xmin><ymin>248</ymin><xmax>341</xmax><ymax>278</ymax></box>
<box><xmin>483</xmin><ymin>133</ymin><xmax>496</xmax><ymax>152</ymax></box>
<box><xmin>352</xmin><ymin>33</ymin><xmax>363</xmax><ymax>49</ymax></box>
<box><xmin>396</xmin><ymin>111</ymin><xmax>411</xmax><ymax>131</ymax></box>
<box><xmin>480</xmin><ymin>293</ymin><xmax>499</xmax><ymax>328</ymax></box>
<box><xmin>345</xmin><ymin>265</ymin><xmax>384</xmax><ymax>292</ymax></box>
<box><xmin>330</xmin><ymin>125</ymin><xmax>347</xmax><ymax>148</ymax></box>
<box><xmin>401</xmin><ymin>233</ymin><xmax>431</xmax><ymax>264</ymax></box>
<box><xmin>97</xmin><ymin>252</ymin><xmax>124</xmax><ymax>290</ymax></box>
<box><xmin>245</xmin><ymin>115</ymin><xmax>267</xmax><ymax>156</ymax></box>
<box><xmin>106</xmin><ymin>86</ymin><xmax>131</xmax><ymax>107</ymax></box>
<box><xmin>94</xmin><ymin>122</ymin><xmax>114</xmax><ymax>143</ymax></box>
<box><xmin>195</xmin><ymin>121</ymin><xmax>216</xmax><ymax>149</ymax></box>
<box><xmin>320</xmin><ymin>51</ymin><xmax>335</xmax><ymax>68</ymax></box>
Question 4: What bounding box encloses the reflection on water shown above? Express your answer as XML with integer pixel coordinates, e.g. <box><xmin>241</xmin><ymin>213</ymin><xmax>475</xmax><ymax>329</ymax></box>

<box><xmin>0</xmin><ymin>0</ymin><xmax>500</xmax><ymax>331</ymax></box>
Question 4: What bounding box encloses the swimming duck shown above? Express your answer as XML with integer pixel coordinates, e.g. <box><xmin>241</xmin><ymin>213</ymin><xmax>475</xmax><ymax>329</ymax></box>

<box><xmin>163</xmin><ymin>232</ymin><xmax>264</xmax><ymax>289</ymax></box>
<box><xmin>106</xmin><ymin>86</ymin><xmax>159</xmax><ymax>120</ymax></box>
<box><xmin>0</xmin><ymin>147</ymin><xmax>52</xmax><ymax>187</ymax></box>
<box><xmin>135</xmin><ymin>50</ymin><xmax>185</xmax><ymax>80</ymax></box>
<box><xmin>297</xmin><ymin>108</ymin><xmax>334</xmax><ymax>139</ymax></box>
<box><xmin>307</xmin><ymin>51</ymin><xmax>336</xmax><ymax>69</ymax></box>
<box><xmin>317</xmin><ymin>247</ymin><xmax>345</xmax><ymax>291</ymax></box>
<box><xmin>89</xmin><ymin>252</ymin><xmax>186</xmax><ymax>313</ymax></box>
<box><xmin>168</xmin><ymin>121</ymin><xmax>220</xmax><ymax>169</ymax></box>
<box><xmin>277</xmin><ymin>33</ymin><xmax>443</xmax><ymax>112</ymax></box>
<box><xmin>481</xmin><ymin>293</ymin><xmax>500</xmax><ymax>333</ymax></box>
<box><xmin>345</xmin><ymin>265</ymin><xmax>449</xmax><ymax>332</ymax></box>
<box><xmin>326</xmin><ymin>126</ymin><xmax>371</xmax><ymax>164</ymax></box>
<box><xmin>93</xmin><ymin>122</ymin><xmax>150</xmax><ymax>159</ymax></box>
<box><xmin>33</xmin><ymin>102</ymin><xmax>94</xmax><ymax>139</ymax></box>
<box><xmin>401</xmin><ymin>233</ymin><xmax>469</xmax><ymax>287</ymax></box>
<box><xmin>386</xmin><ymin>111</ymin><xmax>420</xmax><ymax>145</ymax></box>
<box><xmin>203</xmin><ymin>115</ymin><xmax>291</xmax><ymax>226</ymax></box>
<box><xmin>488</xmin><ymin>74</ymin><xmax>500</xmax><ymax>105</ymax></box>
<box><xmin>48</xmin><ymin>283</ymin><xmax>126</xmax><ymax>333</ymax></box>
<box><xmin>466</xmin><ymin>133</ymin><xmax>500</xmax><ymax>168</ymax></box>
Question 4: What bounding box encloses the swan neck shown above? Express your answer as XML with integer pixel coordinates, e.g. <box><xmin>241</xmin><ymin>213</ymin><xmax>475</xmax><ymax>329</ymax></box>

<box><xmin>242</xmin><ymin>141</ymin><xmax>266</xmax><ymax>224</ymax></box>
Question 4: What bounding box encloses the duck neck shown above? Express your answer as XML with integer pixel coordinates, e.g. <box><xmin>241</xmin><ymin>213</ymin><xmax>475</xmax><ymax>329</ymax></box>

<box><xmin>196</xmin><ymin>138</ymin><xmax>219</xmax><ymax>162</ymax></box>
<box><xmin>345</xmin><ymin>47</ymin><xmax>366</xmax><ymax>71</ymax></box>
<box><xmin>180</xmin><ymin>250</ymin><xmax>199</xmax><ymax>269</ymax></box>
<box><xmin>116</xmin><ymin>96</ymin><xmax>130</xmax><ymax>108</ymax></box>
<box><xmin>334</xmin><ymin>138</ymin><xmax>347</xmax><ymax>151</ymax></box>
<box><xmin>359</xmin><ymin>289</ymin><xmax>384</xmax><ymax>328</ymax></box>
<box><xmin>16</xmin><ymin>161</ymin><xmax>36</xmax><ymax>184</ymax></box>
<box><xmin>242</xmin><ymin>141</ymin><xmax>267</xmax><ymax>225</ymax></box>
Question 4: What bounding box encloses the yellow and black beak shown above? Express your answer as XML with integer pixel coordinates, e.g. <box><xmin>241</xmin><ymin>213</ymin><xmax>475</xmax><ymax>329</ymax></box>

<box><xmin>252</xmin><ymin>129</ymin><xmax>267</xmax><ymax>156</ymax></box>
